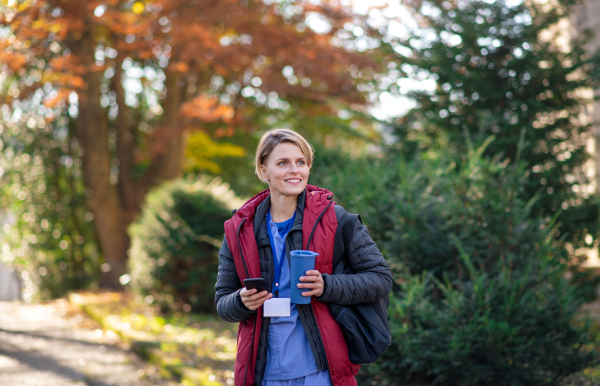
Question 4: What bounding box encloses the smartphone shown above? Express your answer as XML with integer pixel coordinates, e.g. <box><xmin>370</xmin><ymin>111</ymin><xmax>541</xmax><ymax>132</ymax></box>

<box><xmin>243</xmin><ymin>278</ymin><xmax>269</xmax><ymax>293</ymax></box>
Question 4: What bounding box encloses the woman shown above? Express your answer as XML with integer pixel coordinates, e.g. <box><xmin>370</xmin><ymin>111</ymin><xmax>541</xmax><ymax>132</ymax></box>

<box><xmin>215</xmin><ymin>129</ymin><xmax>392</xmax><ymax>386</ymax></box>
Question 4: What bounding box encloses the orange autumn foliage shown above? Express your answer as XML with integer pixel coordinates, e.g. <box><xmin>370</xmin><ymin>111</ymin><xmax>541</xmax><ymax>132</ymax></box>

<box><xmin>2</xmin><ymin>0</ymin><xmax>379</xmax><ymax>114</ymax></box>
<box><xmin>0</xmin><ymin>0</ymin><xmax>383</xmax><ymax>289</ymax></box>
<box><xmin>181</xmin><ymin>96</ymin><xmax>235</xmax><ymax>123</ymax></box>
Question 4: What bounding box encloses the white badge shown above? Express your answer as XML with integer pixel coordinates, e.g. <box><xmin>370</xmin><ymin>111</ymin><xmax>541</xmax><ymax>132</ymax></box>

<box><xmin>263</xmin><ymin>297</ymin><xmax>291</xmax><ymax>317</ymax></box>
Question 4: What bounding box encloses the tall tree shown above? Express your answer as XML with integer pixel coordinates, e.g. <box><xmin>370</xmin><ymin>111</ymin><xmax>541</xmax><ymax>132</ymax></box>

<box><xmin>0</xmin><ymin>0</ymin><xmax>380</xmax><ymax>288</ymax></box>
<box><xmin>383</xmin><ymin>0</ymin><xmax>600</xmax><ymax>243</ymax></box>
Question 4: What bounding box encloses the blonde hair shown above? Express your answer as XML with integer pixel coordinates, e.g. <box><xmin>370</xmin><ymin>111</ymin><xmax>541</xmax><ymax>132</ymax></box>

<box><xmin>255</xmin><ymin>129</ymin><xmax>314</xmax><ymax>183</ymax></box>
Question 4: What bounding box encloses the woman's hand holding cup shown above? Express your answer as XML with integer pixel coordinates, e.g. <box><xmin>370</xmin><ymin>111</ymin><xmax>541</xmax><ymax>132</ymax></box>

<box><xmin>240</xmin><ymin>288</ymin><xmax>273</xmax><ymax>310</ymax></box>
<box><xmin>298</xmin><ymin>270</ymin><xmax>324</xmax><ymax>298</ymax></box>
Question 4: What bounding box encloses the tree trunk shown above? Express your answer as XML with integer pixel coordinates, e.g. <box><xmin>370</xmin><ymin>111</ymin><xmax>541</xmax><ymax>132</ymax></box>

<box><xmin>159</xmin><ymin>69</ymin><xmax>188</xmax><ymax>180</ymax></box>
<box><xmin>72</xmin><ymin>38</ymin><xmax>189</xmax><ymax>289</ymax></box>
<box><xmin>144</xmin><ymin>67</ymin><xmax>188</xmax><ymax>183</ymax></box>
<box><xmin>135</xmin><ymin>67</ymin><xmax>189</xmax><ymax>201</ymax></box>
<box><xmin>74</xmin><ymin>33</ymin><xmax>128</xmax><ymax>289</ymax></box>
<box><xmin>112</xmin><ymin>52</ymin><xmax>144</xmax><ymax>225</ymax></box>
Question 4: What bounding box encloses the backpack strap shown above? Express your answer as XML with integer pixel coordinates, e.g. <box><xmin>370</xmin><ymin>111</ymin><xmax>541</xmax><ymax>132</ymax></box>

<box><xmin>342</xmin><ymin>213</ymin><xmax>361</xmax><ymax>259</ymax></box>
<box><xmin>332</xmin><ymin>208</ymin><xmax>361</xmax><ymax>274</ymax></box>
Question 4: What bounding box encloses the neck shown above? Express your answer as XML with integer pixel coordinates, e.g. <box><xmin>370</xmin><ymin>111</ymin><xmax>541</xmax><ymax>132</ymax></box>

<box><xmin>269</xmin><ymin>189</ymin><xmax>299</xmax><ymax>222</ymax></box>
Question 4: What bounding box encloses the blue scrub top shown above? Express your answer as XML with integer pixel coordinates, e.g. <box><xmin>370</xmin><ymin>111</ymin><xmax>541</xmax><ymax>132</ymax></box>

<box><xmin>263</xmin><ymin>212</ymin><xmax>321</xmax><ymax>381</ymax></box>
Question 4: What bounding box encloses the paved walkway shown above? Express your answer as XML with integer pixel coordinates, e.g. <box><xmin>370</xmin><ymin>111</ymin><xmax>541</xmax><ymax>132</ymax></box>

<box><xmin>0</xmin><ymin>301</ymin><xmax>177</xmax><ymax>386</ymax></box>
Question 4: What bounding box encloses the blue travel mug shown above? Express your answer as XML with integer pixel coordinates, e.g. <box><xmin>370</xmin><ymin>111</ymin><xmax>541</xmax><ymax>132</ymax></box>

<box><xmin>290</xmin><ymin>250</ymin><xmax>319</xmax><ymax>304</ymax></box>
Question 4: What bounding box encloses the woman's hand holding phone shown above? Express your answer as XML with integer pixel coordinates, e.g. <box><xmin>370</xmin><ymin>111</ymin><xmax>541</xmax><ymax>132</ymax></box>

<box><xmin>241</xmin><ymin>278</ymin><xmax>272</xmax><ymax>310</ymax></box>
<box><xmin>240</xmin><ymin>287</ymin><xmax>273</xmax><ymax>310</ymax></box>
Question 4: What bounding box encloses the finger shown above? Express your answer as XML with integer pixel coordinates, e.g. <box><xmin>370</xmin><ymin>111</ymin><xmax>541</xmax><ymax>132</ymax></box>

<box><xmin>241</xmin><ymin>287</ymin><xmax>258</xmax><ymax>296</ymax></box>
<box><xmin>305</xmin><ymin>270</ymin><xmax>321</xmax><ymax>276</ymax></box>
<box><xmin>261</xmin><ymin>293</ymin><xmax>274</xmax><ymax>303</ymax></box>
<box><xmin>300</xmin><ymin>275</ymin><xmax>322</xmax><ymax>282</ymax></box>
<box><xmin>298</xmin><ymin>281</ymin><xmax>323</xmax><ymax>290</ymax></box>
<box><xmin>246</xmin><ymin>295</ymin><xmax>270</xmax><ymax>309</ymax></box>
<box><xmin>298</xmin><ymin>282</ymin><xmax>319</xmax><ymax>288</ymax></box>
<box><xmin>247</xmin><ymin>293</ymin><xmax>273</xmax><ymax>308</ymax></box>
<box><xmin>301</xmin><ymin>288</ymin><xmax>322</xmax><ymax>297</ymax></box>
<box><xmin>248</xmin><ymin>290</ymin><xmax>269</xmax><ymax>300</ymax></box>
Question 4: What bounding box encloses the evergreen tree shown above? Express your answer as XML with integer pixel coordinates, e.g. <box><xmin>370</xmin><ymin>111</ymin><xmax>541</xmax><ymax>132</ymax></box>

<box><xmin>385</xmin><ymin>0</ymin><xmax>600</xmax><ymax>242</ymax></box>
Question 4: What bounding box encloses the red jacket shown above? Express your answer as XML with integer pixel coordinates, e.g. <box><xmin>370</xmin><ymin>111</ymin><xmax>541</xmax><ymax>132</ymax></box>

<box><xmin>224</xmin><ymin>185</ymin><xmax>360</xmax><ymax>386</ymax></box>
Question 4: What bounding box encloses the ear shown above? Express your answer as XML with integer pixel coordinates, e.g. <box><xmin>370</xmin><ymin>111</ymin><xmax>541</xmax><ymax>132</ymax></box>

<box><xmin>260</xmin><ymin>164</ymin><xmax>269</xmax><ymax>182</ymax></box>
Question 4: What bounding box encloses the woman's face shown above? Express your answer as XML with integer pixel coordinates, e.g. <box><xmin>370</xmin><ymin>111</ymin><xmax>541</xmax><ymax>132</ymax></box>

<box><xmin>261</xmin><ymin>142</ymin><xmax>309</xmax><ymax>198</ymax></box>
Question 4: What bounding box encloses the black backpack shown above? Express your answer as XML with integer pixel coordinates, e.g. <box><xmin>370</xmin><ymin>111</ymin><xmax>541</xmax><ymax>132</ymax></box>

<box><xmin>328</xmin><ymin>212</ymin><xmax>391</xmax><ymax>364</ymax></box>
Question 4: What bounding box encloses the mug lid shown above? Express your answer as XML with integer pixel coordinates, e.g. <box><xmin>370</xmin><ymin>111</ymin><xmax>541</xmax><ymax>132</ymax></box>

<box><xmin>290</xmin><ymin>250</ymin><xmax>319</xmax><ymax>258</ymax></box>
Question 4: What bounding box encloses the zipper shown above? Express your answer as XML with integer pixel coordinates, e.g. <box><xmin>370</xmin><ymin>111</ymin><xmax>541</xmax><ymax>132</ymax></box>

<box><xmin>236</xmin><ymin>219</ymin><xmax>255</xmax><ymax>386</ymax></box>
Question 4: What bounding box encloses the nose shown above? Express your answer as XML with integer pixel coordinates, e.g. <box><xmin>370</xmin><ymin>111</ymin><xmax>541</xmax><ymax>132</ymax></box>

<box><xmin>289</xmin><ymin>163</ymin><xmax>299</xmax><ymax>173</ymax></box>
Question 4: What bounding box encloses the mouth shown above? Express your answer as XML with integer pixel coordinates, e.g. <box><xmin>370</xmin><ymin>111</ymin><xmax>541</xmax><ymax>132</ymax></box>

<box><xmin>285</xmin><ymin>178</ymin><xmax>302</xmax><ymax>184</ymax></box>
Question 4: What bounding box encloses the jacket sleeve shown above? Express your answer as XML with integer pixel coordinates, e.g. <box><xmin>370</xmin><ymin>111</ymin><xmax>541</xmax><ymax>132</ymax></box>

<box><xmin>214</xmin><ymin>236</ymin><xmax>256</xmax><ymax>323</ymax></box>
<box><xmin>317</xmin><ymin>212</ymin><xmax>393</xmax><ymax>305</ymax></box>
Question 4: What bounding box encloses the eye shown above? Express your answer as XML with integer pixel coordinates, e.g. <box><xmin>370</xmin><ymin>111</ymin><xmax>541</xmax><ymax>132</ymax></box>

<box><xmin>298</xmin><ymin>160</ymin><xmax>306</xmax><ymax>166</ymax></box>
<box><xmin>278</xmin><ymin>161</ymin><xmax>287</xmax><ymax>166</ymax></box>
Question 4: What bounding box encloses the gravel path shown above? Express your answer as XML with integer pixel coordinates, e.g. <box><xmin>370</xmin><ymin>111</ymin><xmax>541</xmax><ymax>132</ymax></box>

<box><xmin>0</xmin><ymin>301</ymin><xmax>178</xmax><ymax>386</ymax></box>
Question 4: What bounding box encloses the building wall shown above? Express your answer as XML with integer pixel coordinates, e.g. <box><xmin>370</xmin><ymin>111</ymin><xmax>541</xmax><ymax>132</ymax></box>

<box><xmin>570</xmin><ymin>0</ymin><xmax>600</xmax><ymax>190</ymax></box>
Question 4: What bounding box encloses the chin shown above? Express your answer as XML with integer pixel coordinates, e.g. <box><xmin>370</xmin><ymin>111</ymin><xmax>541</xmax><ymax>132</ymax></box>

<box><xmin>287</xmin><ymin>186</ymin><xmax>306</xmax><ymax>196</ymax></box>
<box><xmin>277</xmin><ymin>183</ymin><xmax>307</xmax><ymax>196</ymax></box>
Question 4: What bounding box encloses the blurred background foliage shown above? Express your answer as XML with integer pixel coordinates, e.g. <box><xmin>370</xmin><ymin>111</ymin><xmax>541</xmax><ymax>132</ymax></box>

<box><xmin>183</xmin><ymin>132</ymin><xmax>247</xmax><ymax>175</ymax></box>
<box><xmin>0</xmin><ymin>108</ymin><xmax>101</xmax><ymax>299</ymax></box>
<box><xmin>129</xmin><ymin>177</ymin><xmax>244</xmax><ymax>314</ymax></box>
<box><xmin>3</xmin><ymin>0</ymin><xmax>600</xmax><ymax>383</ymax></box>
<box><xmin>386</xmin><ymin>0</ymin><xmax>600</xmax><ymax>245</ymax></box>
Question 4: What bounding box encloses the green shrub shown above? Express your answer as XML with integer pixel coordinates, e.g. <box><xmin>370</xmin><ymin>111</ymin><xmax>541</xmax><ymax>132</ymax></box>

<box><xmin>364</xmin><ymin>260</ymin><xmax>597</xmax><ymax>386</ymax></box>
<box><xmin>128</xmin><ymin>177</ymin><xmax>243</xmax><ymax>314</ymax></box>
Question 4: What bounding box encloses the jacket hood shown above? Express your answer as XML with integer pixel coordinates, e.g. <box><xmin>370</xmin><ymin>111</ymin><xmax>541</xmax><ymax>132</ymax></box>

<box><xmin>233</xmin><ymin>184</ymin><xmax>334</xmax><ymax>225</ymax></box>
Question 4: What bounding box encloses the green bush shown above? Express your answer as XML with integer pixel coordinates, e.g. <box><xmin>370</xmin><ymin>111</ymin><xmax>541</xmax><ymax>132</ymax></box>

<box><xmin>366</xmin><ymin>260</ymin><xmax>596</xmax><ymax>386</ymax></box>
<box><xmin>312</xmin><ymin>141</ymin><xmax>598</xmax><ymax>384</ymax></box>
<box><xmin>128</xmin><ymin>177</ymin><xmax>243</xmax><ymax>314</ymax></box>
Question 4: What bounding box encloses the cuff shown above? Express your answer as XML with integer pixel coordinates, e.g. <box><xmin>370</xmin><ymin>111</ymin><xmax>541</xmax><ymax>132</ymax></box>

<box><xmin>316</xmin><ymin>273</ymin><xmax>331</xmax><ymax>302</ymax></box>
<box><xmin>236</xmin><ymin>288</ymin><xmax>253</xmax><ymax>313</ymax></box>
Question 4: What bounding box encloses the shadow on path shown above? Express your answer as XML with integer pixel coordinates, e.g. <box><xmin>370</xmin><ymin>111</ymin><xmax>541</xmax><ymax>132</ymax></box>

<box><xmin>0</xmin><ymin>339</ymin><xmax>113</xmax><ymax>386</ymax></box>
<box><xmin>0</xmin><ymin>328</ymin><xmax>108</xmax><ymax>349</ymax></box>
